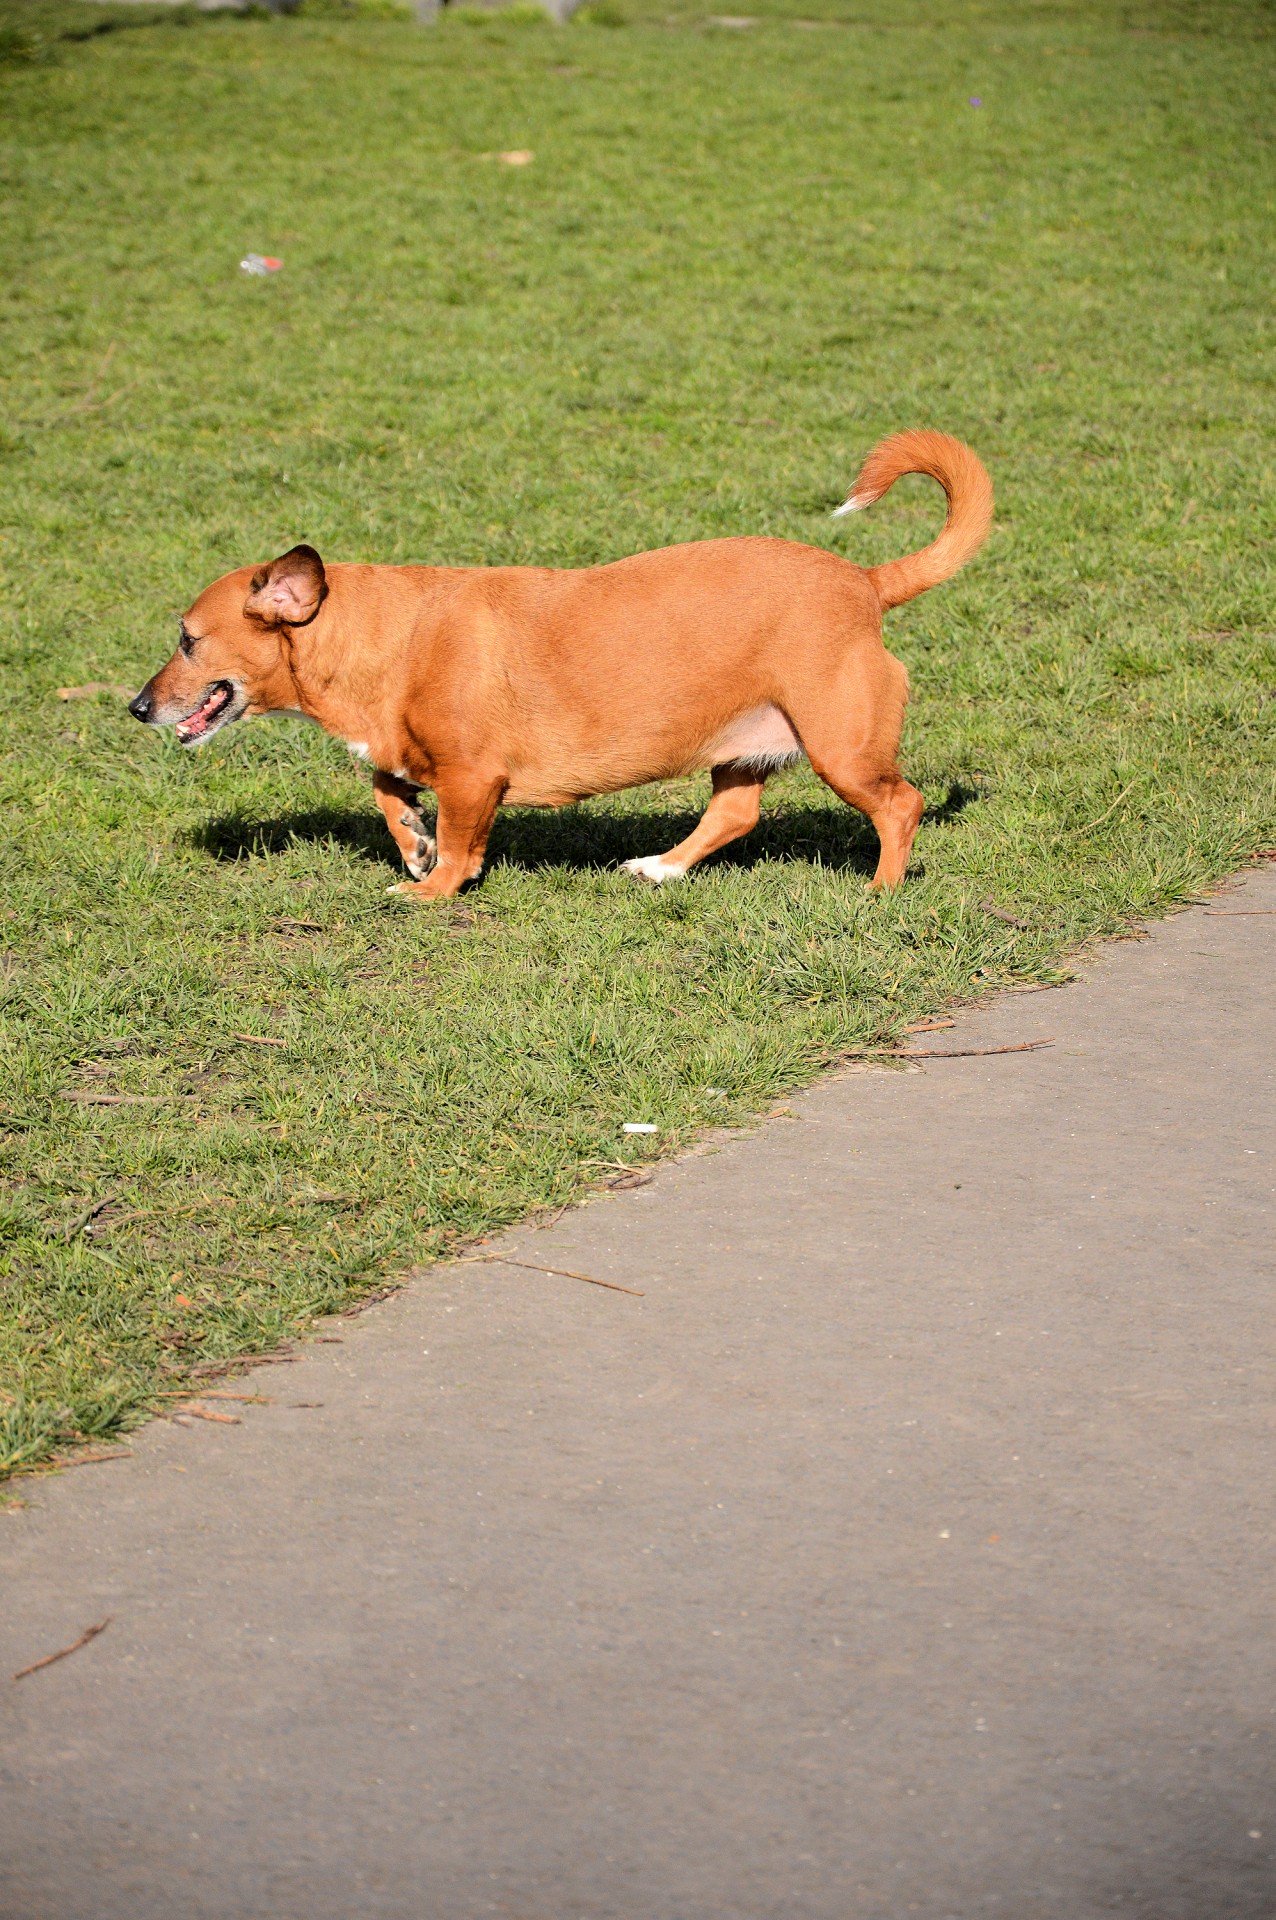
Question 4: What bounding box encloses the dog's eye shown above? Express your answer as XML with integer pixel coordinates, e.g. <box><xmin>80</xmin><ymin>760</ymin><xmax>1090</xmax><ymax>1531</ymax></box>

<box><xmin>179</xmin><ymin>627</ymin><xmax>195</xmax><ymax>658</ymax></box>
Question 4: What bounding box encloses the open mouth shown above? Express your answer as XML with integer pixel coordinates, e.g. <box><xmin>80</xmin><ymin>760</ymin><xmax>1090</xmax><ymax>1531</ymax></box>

<box><xmin>175</xmin><ymin>681</ymin><xmax>237</xmax><ymax>745</ymax></box>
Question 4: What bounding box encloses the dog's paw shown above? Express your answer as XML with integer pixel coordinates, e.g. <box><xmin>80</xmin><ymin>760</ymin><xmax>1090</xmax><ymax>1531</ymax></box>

<box><xmin>387</xmin><ymin>879</ymin><xmax>442</xmax><ymax>901</ymax></box>
<box><xmin>399</xmin><ymin>809</ymin><xmax>437</xmax><ymax>880</ymax></box>
<box><xmin>623</xmin><ymin>855</ymin><xmax>687</xmax><ymax>886</ymax></box>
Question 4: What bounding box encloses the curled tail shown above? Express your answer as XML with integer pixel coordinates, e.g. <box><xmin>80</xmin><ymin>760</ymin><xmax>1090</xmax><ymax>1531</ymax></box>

<box><xmin>833</xmin><ymin>429</ymin><xmax>993</xmax><ymax>612</ymax></box>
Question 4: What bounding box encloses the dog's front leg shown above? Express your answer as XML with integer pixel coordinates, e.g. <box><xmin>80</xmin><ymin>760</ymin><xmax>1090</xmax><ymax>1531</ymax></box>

<box><xmin>388</xmin><ymin>772</ymin><xmax>504</xmax><ymax>901</ymax></box>
<box><xmin>372</xmin><ymin>769</ymin><xmax>436</xmax><ymax>880</ymax></box>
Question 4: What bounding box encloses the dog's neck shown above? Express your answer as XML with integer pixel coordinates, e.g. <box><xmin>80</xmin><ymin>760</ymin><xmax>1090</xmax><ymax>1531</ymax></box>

<box><xmin>268</xmin><ymin>567</ymin><xmax>435</xmax><ymax>770</ymax></box>
<box><xmin>276</xmin><ymin>595</ymin><xmax>363</xmax><ymax>733</ymax></box>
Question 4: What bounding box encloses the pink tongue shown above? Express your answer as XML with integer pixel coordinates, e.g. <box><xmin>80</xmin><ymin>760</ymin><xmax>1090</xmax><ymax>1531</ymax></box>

<box><xmin>182</xmin><ymin>690</ymin><xmax>224</xmax><ymax>736</ymax></box>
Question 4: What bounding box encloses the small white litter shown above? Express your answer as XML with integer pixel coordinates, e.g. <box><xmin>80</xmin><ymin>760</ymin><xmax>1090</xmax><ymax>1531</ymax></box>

<box><xmin>623</xmin><ymin>1123</ymin><xmax>658</xmax><ymax>1134</ymax></box>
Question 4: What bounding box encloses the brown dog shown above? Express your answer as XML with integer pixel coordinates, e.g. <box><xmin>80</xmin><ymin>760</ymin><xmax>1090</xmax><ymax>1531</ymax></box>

<box><xmin>129</xmin><ymin>429</ymin><xmax>991</xmax><ymax>899</ymax></box>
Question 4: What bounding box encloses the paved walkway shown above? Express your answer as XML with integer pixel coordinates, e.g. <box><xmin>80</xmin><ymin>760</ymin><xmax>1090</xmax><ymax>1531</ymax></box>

<box><xmin>2</xmin><ymin>867</ymin><xmax>1274</xmax><ymax>1920</ymax></box>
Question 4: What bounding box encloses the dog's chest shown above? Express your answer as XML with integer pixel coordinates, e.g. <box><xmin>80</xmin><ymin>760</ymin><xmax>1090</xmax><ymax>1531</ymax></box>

<box><xmin>344</xmin><ymin>737</ymin><xmax>415</xmax><ymax>785</ymax></box>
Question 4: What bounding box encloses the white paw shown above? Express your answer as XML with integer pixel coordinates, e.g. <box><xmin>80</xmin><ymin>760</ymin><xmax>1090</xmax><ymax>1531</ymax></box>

<box><xmin>623</xmin><ymin>855</ymin><xmax>687</xmax><ymax>885</ymax></box>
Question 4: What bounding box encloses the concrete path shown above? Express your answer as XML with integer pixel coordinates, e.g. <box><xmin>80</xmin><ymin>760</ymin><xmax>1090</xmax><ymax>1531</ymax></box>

<box><xmin>2</xmin><ymin>868</ymin><xmax>1274</xmax><ymax>1920</ymax></box>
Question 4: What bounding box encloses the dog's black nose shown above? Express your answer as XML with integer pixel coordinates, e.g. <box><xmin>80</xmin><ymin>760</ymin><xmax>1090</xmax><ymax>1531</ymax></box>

<box><xmin>128</xmin><ymin>688</ymin><xmax>153</xmax><ymax>723</ymax></box>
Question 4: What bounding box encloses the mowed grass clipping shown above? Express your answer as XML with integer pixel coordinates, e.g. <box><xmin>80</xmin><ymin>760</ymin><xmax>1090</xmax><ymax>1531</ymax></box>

<box><xmin>1</xmin><ymin>0</ymin><xmax>1273</xmax><ymax>1477</ymax></box>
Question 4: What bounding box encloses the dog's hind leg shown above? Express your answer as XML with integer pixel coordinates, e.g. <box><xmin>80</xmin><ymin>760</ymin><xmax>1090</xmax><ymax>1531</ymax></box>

<box><xmin>823</xmin><ymin>761</ymin><xmax>924</xmax><ymax>889</ymax></box>
<box><xmin>624</xmin><ymin>764</ymin><xmax>765</xmax><ymax>884</ymax></box>
<box><xmin>372</xmin><ymin>769</ymin><xmax>436</xmax><ymax>880</ymax></box>
<box><xmin>790</xmin><ymin>652</ymin><xmax>924</xmax><ymax>889</ymax></box>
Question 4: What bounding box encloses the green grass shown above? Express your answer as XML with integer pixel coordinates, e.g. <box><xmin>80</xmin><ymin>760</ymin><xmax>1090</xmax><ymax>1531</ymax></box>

<box><xmin>1</xmin><ymin>0</ymin><xmax>1273</xmax><ymax>1479</ymax></box>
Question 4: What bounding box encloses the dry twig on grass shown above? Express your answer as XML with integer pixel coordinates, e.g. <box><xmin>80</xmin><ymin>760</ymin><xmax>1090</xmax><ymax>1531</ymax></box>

<box><xmin>1070</xmin><ymin>780</ymin><xmax>1139</xmax><ymax>836</ymax></box>
<box><xmin>56</xmin><ymin>682</ymin><xmax>133</xmax><ymax>702</ymax></box>
<box><xmin>57</xmin><ymin>1092</ymin><xmax>192</xmax><ymax>1107</ymax></box>
<box><xmin>979</xmin><ymin>899</ymin><xmax>1031</xmax><ymax>928</ymax></box>
<box><xmin>63</xmin><ymin>1195</ymin><xmax>117</xmax><ymax>1241</ymax></box>
<box><xmin>45</xmin><ymin>1451</ymin><xmax>132</xmax><ymax>1471</ymax></box>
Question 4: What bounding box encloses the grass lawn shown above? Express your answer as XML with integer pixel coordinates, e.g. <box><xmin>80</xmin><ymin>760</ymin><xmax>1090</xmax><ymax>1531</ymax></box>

<box><xmin>1</xmin><ymin>0</ymin><xmax>1273</xmax><ymax>1479</ymax></box>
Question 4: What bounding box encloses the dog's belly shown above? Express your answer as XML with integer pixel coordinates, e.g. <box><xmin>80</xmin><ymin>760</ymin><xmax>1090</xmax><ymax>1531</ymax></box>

<box><xmin>698</xmin><ymin>704</ymin><xmax>805</xmax><ymax>770</ymax></box>
<box><xmin>503</xmin><ymin>705</ymin><xmax>806</xmax><ymax>806</ymax></box>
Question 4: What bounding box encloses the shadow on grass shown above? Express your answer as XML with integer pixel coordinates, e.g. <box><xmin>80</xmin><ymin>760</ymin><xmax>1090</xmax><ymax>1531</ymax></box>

<box><xmin>191</xmin><ymin>782</ymin><xmax>979</xmax><ymax>881</ymax></box>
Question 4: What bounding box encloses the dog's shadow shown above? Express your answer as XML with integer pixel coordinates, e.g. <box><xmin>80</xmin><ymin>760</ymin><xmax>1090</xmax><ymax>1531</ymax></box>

<box><xmin>192</xmin><ymin>783</ymin><xmax>979</xmax><ymax>881</ymax></box>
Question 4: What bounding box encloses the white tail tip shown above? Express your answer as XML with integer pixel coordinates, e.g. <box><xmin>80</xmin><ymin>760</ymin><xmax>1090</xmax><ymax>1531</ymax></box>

<box><xmin>832</xmin><ymin>493</ymin><xmax>868</xmax><ymax>518</ymax></box>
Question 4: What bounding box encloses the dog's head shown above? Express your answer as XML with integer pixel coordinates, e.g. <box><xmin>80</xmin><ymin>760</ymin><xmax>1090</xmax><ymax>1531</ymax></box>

<box><xmin>128</xmin><ymin>545</ymin><xmax>327</xmax><ymax>746</ymax></box>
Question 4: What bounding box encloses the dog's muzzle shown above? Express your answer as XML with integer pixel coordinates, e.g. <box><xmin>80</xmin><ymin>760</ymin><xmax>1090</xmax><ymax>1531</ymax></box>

<box><xmin>128</xmin><ymin>687</ymin><xmax>154</xmax><ymax>723</ymax></box>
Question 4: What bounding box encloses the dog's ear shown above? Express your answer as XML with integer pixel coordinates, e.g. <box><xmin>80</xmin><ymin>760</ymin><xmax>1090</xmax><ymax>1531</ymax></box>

<box><xmin>244</xmin><ymin>545</ymin><xmax>327</xmax><ymax>627</ymax></box>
